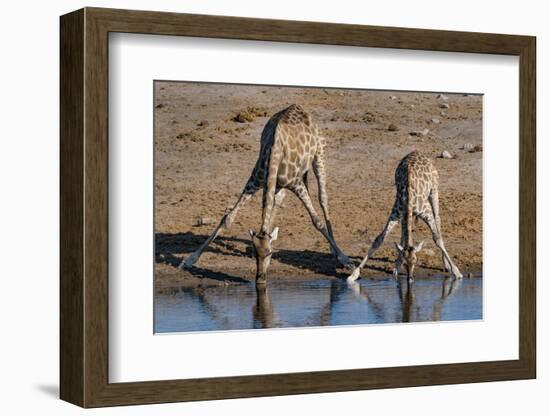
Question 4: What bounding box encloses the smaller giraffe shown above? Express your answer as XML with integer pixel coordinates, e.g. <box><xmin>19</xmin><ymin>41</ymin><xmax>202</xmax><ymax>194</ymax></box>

<box><xmin>348</xmin><ymin>151</ymin><xmax>463</xmax><ymax>282</ymax></box>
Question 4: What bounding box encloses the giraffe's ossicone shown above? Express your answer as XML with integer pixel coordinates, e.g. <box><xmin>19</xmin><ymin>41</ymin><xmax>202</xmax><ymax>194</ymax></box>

<box><xmin>180</xmin><ymin>104</ymin><xmax>353</xmax><ymax>283</ymax></box>
<box><xmin>348</xmin><ymin>151</ymin><xmax>463</xmax><ymax>283</ymax></box>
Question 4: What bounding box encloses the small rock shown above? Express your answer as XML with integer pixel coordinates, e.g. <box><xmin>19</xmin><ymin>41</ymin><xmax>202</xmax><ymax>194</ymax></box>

<box><xmin>437</xmin><ymin>94</ymin><xmax>449</xmax><ymax>100</ymax></box>
<box><xmin>469</xmin><ymin>144</ymin><xmax>483</xmax><ymax>153</ymax></box>
<box><xmin>197</xmin><ymin>120</ymin><xmax>209</xmax><ymax>127</ymax></box>
<box><xmin>439</xmin><ymin>150</ymin><xmax>453</xmax><ymax>159</ymax></box>
<box><xmin>462</xmin><ymin>143</ymin><xmax>474</xmax><ymax>151</ymax></box>
<box><xmin>233</xmin><ymin>111</ymin><xmax>255</xmax><ymax>123</ymax></box>
<box><xmin>389</xmin><ymin>95</ymin><xmax>398</xmax><ymax>100</ymax></box>
<box><xmin>440</xmin><ymin>111</ymin><xmax>447</xmax><ymax>116</ymax></box>
<box><xmin>155</xmin><ymin>103</ymin><xmax>165</xmax><ymax>109</ymax></box>
<box><xmin>362</xmin><ymin>112</ymin><xmax>376</xmax><ymax>123</ymax></box>
<box><xmin>387</xmin><ymin>123</ymin><xmax>399</xmax><ymax>132</ymax></box>
<box><xmin>246</xmin><ymin>106</ymin><xmax>269</xmax><ymax>117</ymax></box>
<box><xmin>195</xmin><ymin>217</ymin><xmax>215</xmax><ymax>226</ymax></box>
<box><xmin>439</xmin><ymin>103</ymin><xmax>450</xmax><ymax>109</ymax></box>
<box><xmin>431</xmin><ymin>118</ymin><xmax>441</xmax><ymax>124</ymax></box>
<box><xmin>409</xmin><ymin>129</ymin><xmax>429</xmax><ymax>137</ymax></box>
<box><xmin>410</xmin><ymin>104</ymin><xmax>415</xmax><ymax>109</ymax></box>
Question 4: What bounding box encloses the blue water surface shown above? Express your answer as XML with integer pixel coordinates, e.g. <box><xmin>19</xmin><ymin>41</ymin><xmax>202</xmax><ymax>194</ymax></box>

<box><xmin>154</xmin><ymin>275</ymin><xmax>482</xmax><ymax>333</ymax></box>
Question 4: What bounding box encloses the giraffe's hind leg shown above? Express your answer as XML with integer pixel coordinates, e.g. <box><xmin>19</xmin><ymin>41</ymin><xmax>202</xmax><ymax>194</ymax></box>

<box><xmin>289</xmin><ymin>180</ymin><xmax>353</xmax><ymax>269</ymax></box>
<box><xmin>179</xmin><ymin>179</ymin><xmax>260</xmax><ymax>269</ymax></box>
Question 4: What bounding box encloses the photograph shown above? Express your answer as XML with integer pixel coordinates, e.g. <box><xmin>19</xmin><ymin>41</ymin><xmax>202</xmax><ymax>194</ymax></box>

<box><xmin>50</xmin><ymin>3</ymin><xmax>539</xmax><ymax>410</ymax></box>
<box><xmin>153</xmin><ymin>81</ymin><xmax>483</xmax><ymax>333</ymax></box>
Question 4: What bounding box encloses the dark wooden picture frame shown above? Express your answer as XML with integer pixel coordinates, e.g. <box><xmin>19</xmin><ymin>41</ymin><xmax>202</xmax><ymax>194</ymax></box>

<box><xmin>60</xmin><ymin>7</ymin><xmax>536</xmax><ymax>408</ymax></box>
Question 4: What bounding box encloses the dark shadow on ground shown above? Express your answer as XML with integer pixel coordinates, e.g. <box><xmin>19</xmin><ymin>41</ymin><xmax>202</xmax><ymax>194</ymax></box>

<box><xmin>273</xmin><ymin>249</ymin><xmax>345</xmax><ymax>278</ymax></box>
<box><xmin>353</xmin><ymin>255</ymin><xmax>395</xmax><ymax>274</ymax></box>
<box><xmin>156</xmin><ymin>233</ymin><xmax>250</xmax><ymax>284</ymax></box>
<box><xmin>184</xmin><ymin>265</ymin><xmax>251</xmax><ymax>284</ymax></box>
<box><xmin>155</xmin><ymin>231</ymin><xmax>405</xmax><ymax>280</ymax></box>
<box><xmin>353</xmin><ymin>254</ymin><xmax>445</xmax><ymax>275</ymax></box>
<box><xmin>156</xmin><ymin>231</ymin><xmax>251</xmax><ymax>263</ymax></box>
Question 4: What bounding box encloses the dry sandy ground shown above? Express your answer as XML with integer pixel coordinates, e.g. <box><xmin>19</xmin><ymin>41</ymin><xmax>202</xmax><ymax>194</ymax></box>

<box><xmin>154</xmin><ymin>82</ymin><xmax>482</xmax><ymax>287</ymax></box>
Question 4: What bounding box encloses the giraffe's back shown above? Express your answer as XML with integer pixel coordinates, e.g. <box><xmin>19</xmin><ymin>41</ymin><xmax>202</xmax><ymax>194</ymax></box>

<box><xmin>395</xmin><ymin>151</ymin><xmax>438</xmax><ymax>214</ymax></box>
<box><xmin>259</xmin><ymin>104</ymin><xmax>322</xmax><ymax>187</ymax></box>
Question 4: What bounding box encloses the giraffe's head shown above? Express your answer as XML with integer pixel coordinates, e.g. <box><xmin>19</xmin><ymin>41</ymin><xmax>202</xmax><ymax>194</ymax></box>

<box><xmin>249</xmin><ymin>227</ymin><xmax>279</xmax><ymax>284</ymax></box>
<box><xmin>395</xmin><ymin>241</ymin><xmax>425</xmax><ymax>281</ymax></box>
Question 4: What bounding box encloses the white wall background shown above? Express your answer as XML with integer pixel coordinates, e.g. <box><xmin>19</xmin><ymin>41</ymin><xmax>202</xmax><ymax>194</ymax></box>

<box><xmin>0</xmin><ymin>0</ymin><xmax>545</xmax><ymax>414</ymax></box>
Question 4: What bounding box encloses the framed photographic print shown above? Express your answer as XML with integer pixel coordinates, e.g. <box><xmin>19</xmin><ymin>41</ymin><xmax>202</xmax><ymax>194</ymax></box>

<box><xmin>60</xmin><ymin>7</ymin><xmax>536</xmax><ymax>408</ymax></box>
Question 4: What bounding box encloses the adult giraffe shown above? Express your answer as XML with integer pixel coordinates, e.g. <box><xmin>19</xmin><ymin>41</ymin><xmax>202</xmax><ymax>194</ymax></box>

<box><xmin>180</xmin><ymin>104</ymin><xmax>352</xmax><ymax>283</ymax></box>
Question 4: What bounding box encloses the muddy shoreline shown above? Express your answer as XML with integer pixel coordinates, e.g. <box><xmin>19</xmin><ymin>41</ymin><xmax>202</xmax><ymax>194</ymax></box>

<box><xmin>154</xmin><ymin>82</ymin><xmax>483</xmax><ymax>288</ymax></box>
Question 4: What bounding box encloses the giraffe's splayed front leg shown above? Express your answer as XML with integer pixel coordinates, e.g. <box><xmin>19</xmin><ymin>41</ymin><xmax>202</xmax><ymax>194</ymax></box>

<box><xmin>392</xmin><ymin>267</ymin><xmax>400</xmax><ymax>279</ymax></box>
<box><xmin>347</xmin><ymin>267</ymin><xmax>361</xmax><ymax>282</ymax></box>
<box><xmin>451</xmin><ymin>267</ymin><xmax>463</xmax><ymax>280</ymax></box>
<box><xmin>443</xmin><ymin>255</ymin><xmax>452</xmax><ymax>272</ymax></box>
<box><xmin>442</xmin><ymin>249</ymin><xmax>462</xmax><ymax>279</ymax></box>
<box><xmin>179</xmin><ymin>252</ymin><xmax>200</xmax><ymax>269</ymax></box>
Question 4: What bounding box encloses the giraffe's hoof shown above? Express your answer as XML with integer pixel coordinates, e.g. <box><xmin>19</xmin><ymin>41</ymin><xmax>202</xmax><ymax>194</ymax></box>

<box><xmin>347</xmin><ymin>268</ymin><xmax>361</xmax><ymax>282</ymax></box>
<box><xmin>453</xmin><ymin>271</ymin><xmax>464</xmax><ymax>280</ymax></box>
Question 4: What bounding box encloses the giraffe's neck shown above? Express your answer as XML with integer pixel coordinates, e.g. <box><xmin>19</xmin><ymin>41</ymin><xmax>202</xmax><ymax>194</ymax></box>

<box><xmin>404</xmin><ymin>170</ymin><xmax>414</xmax><ymax>248</ymax></box>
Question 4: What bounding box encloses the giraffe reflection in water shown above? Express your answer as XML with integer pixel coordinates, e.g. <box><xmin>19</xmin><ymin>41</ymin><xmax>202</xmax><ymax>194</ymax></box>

<box><xmin>347</xmin><ymin>276</ymin><xmax>462</xmax><ymax>324</ymax></box>
<box><xmin>155</xmin><ymin>276</ymin><xmax>481</xmax><ymax>333</ymax></box>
